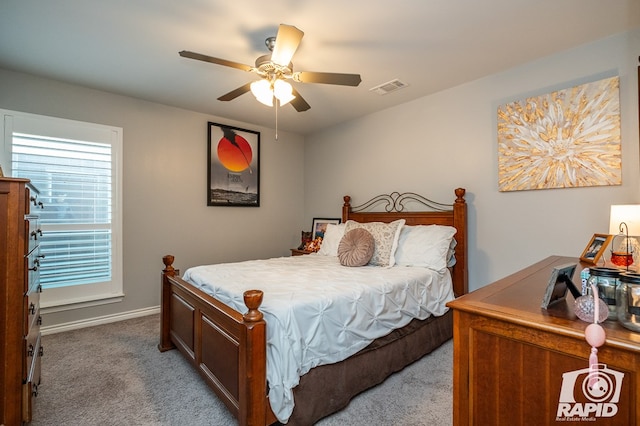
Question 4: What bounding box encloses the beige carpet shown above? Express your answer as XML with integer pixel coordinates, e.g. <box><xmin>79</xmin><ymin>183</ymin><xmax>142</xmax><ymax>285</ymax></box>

<box><xmin>32</xmin><ymin>314</ymin><xmax>452</xmax><ymax>425</ymax></box>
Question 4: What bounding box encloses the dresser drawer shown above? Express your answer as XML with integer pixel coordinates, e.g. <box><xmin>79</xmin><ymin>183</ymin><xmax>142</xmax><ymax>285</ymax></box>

<box><xmin>25</xmin><ymin>184</ymin><xmax>42</xmax><ymax>215</ymax></box>
<box><xmin>26</xmin><ymin>215</ymin><xmax>41</xmax><ymax>255</ymax></box>
<box><xmin>25</xmin><ymin>284</ymin><xmax>41</xmax><ymax>334</ymax></box>
<box><xmin>22</xmin><ymin>334</ymin><xmax>42</xmax><ymax>424</ymax></box>
<box><xmin>25</xmin><ymin>245</ymin><xmax>42</xmax><ymax>293</ymax></box>
<box><xmin>23</xmin><ymin>322</ymin><xmax>41</xmax><ymax>382</ymax></box>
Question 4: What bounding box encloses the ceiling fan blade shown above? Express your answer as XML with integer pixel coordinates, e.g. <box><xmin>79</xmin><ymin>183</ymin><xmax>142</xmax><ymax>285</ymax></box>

<box><xmin>290</xmin><ymin>87</ymin><xmax>311</xmax><ymax>112</ymax></box>
<box><xmin>270</xmin><ymin>24</ymin><xmax>304</xmax><ymax>67</ymax></box>
<box><xmin>217</xmin><ymin>82</ymin><xmax>252</xmax><ymax>101</ymax></box>
<box><xmin>293</xmin><ymin>71</ymin><xmax>362</xmax><ymax>87</ymax></box>
<box><xmin>179</xmin><ymin>50</ymin><xmax>253</xmax><ymax>72</ymax></box>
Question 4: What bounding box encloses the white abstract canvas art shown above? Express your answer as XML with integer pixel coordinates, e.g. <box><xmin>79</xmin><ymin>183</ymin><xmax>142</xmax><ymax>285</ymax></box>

<box><xmin>497</xmin><ymin>76</ymin><xmax>621</xmax><ymax>192</ymax></box>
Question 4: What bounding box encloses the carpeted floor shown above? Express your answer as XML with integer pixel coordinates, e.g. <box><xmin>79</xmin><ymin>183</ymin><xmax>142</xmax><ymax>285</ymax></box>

<box><xmin>32</xmin><ymin>314</ymin><xmax>452</xmax><ymax>425</ymax></box>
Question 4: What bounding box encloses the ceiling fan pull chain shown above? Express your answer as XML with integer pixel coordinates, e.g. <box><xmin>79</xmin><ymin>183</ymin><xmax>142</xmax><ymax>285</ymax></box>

<box><xmin>275</xmin><ymin>97</ymin><xmax>279</xmax><ymax>141</ymax></box>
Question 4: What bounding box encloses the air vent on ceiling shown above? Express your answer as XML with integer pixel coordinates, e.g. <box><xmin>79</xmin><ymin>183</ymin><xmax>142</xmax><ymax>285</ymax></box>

<box><xmin>369</xmin><ymin>79</ymin><xmax>409</xmax><ymax>95</ymax></box>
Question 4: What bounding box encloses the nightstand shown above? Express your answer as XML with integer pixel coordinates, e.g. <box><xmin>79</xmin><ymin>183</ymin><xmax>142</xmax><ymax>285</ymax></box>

<box><xmin>447</xmin><ymin>255</ymin><xmax>640</xmax><ymax>425</ymax></box>
<box><xmin>290</xmin><ymin>249</ymin><xmax>313</xmax><ymax>256</ymax></box>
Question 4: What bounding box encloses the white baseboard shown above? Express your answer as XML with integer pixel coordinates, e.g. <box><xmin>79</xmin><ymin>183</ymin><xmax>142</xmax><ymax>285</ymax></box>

<box><xmin>41</xmin><ymin>306</ymin><xmax>160</xmax><ymax>335</ymax></box>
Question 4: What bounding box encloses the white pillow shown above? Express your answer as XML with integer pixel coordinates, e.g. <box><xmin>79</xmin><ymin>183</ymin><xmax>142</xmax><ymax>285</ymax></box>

<box><xmin>343</xmin><ymin>219</ymin><xmax>405</xmax><ymax>267</ymax></box>
<box><xmin>394</xmin><ymin>225</ymin><xmax>457</xmax><ymax>270</ymax></box>
<box><xmin>317</xmin><ymin>223</ymin><xmax>346</xmax><ymax>256</ymax></box>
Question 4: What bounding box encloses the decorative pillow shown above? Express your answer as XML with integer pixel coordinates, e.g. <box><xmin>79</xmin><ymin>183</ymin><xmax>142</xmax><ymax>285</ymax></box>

<box><xmin>337</xmin><ymin>228</ymin><xmax>375</xmax><ymax>267</ymax></box>
<box><xmin>343</xmin><ymin>219</ymin><xmax>405</xmax><ymax>267</ymax></box>
<box><xmin>317</xmin><ymin>223</ymin><xmax>346</xmax><ymax>256</ymax></box>
<box><xmin>394</xmin><ymin>225</ymin><xmax>457</xmax><ymax>270</ymax></box>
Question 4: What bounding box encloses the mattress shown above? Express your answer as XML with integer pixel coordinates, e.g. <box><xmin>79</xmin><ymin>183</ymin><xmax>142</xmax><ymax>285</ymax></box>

<box><xmin>182</xmin><ymin>253</ymin><xmax>455</xmax><ymax>423</ymax></box>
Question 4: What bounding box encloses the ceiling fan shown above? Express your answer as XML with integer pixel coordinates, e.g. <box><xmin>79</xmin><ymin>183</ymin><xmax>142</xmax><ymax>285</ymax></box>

<box><xmin>179</xmin><ymin>24</ymin><xmax>362</xmax><ymax>112</ymax></box>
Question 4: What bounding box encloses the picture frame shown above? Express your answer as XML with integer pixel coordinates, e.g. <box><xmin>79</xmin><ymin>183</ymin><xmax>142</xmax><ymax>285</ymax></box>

<box><xmin>311</xmin><ymin>218</ymin><xmax>341</xmax><ymax>240</ymax></box>
<box><xmin>207</xmin><ymin>122</ymin><xmax>260</xmax><ymax>207</ymax></box>
<box><xmin>541</xmin><ymin>263</ymin><xmax>579</xmax><ymax>309</ymax></box>
<box><xmin>579</xmin><ymin>233</ymin><xmax>612</xmax><ymax>264</ymax></box>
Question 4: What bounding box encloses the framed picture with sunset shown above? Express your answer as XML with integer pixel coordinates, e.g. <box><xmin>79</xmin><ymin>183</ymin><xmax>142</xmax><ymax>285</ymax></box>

<box><xmin>207</xmin><ymin>122</ymin><xmax>260</xmax><ymax>206</ymax></box>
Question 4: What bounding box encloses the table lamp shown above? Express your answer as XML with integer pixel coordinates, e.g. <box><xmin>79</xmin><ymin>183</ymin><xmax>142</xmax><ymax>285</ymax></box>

<box><xmin>609</xmin><ymin>204</ymin><xmax>640</xmax><ymax>269</ymax></box>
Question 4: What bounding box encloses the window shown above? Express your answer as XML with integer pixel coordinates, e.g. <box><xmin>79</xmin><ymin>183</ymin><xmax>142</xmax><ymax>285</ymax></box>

<box><xmin>1</xmin><ymin>110</ymin><xmax>123</xmax><ymax>310</ymax></box>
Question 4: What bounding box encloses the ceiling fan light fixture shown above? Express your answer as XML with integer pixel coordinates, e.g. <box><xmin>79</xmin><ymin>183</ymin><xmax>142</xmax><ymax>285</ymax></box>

<box><xmin>250</xmin><ymin>79</ymin><xmax>296</xmax><ymax>107</ymax></box>
<box><xmin>273</xmin><ymin>79</ymin><xmax>295</xmax><ymax>106</ymax></box>
<box><xmin>250</xmin><ymin>80</ymin><xmax>274</xmax><ymax>106</ymax></box>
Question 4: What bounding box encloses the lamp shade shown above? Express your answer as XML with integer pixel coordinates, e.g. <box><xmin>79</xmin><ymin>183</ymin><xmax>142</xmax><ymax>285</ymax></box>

<box><xmin>250</xmin><ymin>80</ymin><xmax>273</xmax><ymax>106</ymax></box>
<box><xmin>609</xmin><ymin>205</ymin><xmax>640</xmax><ymax>236</ymax></box>
<box><xmin>273</xmin><ymin>79</ymin><xmax>295</xmax><ymax>106</ymax></box>
<box><xmin>250</xmin><ymin>79</ymin><xmax>295</xmax><ymax>107</ymax></box>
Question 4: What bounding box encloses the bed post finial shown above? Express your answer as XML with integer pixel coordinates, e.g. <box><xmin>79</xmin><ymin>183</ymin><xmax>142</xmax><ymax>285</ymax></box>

<box><xmin>243</xmin><ymin>290</ymin><xmax>264</xmax><ymax>322</ymax></box>
<box><xmin>454</xmin><ymin>188</ymin><xmax>466</xmax><ymax>204</ymax></box>
<box><xmin>162</xmin><ymin>255</ymin><xmax>176</xmax><ymax>277</ymax></box>
<box><xmin>342</xmin><ymin>195</ymin><xmax>351</xmax><ymax>222</ymax></box>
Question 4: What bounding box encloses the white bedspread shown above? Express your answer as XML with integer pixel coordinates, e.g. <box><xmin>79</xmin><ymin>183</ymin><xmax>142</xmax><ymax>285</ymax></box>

<box><xmin>182</xmin><ymin>254</ymin><xmax>454</xmax><ymax>423</ymax></box>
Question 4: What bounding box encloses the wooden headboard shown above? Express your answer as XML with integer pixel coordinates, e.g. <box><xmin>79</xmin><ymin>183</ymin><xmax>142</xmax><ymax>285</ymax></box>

<box><xmin>342</xmin><ymin>188</ymin><xmax>468</xmax><ymax>297</ymax></box>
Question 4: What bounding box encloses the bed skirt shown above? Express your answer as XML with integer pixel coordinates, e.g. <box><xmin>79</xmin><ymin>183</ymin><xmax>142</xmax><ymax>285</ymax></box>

<box><xmin>283</xmin><ymin>309</ymin><xmax>453</xmax><ymax>425</ymax></box>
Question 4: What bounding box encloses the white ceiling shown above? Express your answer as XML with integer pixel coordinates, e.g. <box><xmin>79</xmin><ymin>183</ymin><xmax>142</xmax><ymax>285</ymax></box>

<box><xmin>1</xmin><ymin>1</ymin><xmax>638</xmax><ymax>135</ymax></box>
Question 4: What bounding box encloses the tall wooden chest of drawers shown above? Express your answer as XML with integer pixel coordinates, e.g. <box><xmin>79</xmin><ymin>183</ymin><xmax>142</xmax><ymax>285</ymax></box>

<box><xmin>0</xmin><ymin>177</ymin><xmax>44</xmax><ymax>425</ymax></box>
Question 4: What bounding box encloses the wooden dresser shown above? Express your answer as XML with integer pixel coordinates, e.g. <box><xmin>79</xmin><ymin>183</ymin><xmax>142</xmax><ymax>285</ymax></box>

<box><xmin>447</xmin><ymin>256</ymin><xmax>640</xmax><ymax>425</ymax></box>
<box><xmin>0</xmin><ymin>177</ymin><xmax>44</xmax><ymax>425</ymax></box>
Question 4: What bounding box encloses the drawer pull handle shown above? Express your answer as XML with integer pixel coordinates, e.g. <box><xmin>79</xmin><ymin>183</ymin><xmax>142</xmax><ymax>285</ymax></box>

<box><xmin>29</xmin><ymin>303</ymin><xmax>36</xmax><ymax>315</ymax></box>
<box><xmin>29</xmin><ymin>262</ymin><xmax>38</xmax><ymax>272</ymax></box>
<box><xmin>37</xmin><ymin>315</ymin><xmax>42</xmax><ymax>325</ymax></box>
<box><xmin>39</xmin><ymin>346</ymin><xmax>44</xmax><ymax>357</ymax></box>
<box><xmin>38</xmin><ymin>284</ymin><xmax>43</xmax><ymax>293</ymax></box>
<box><xmin>27</xmin><ymin>344</ymin><xmax>34</xmax><ymax>357</ymax></box>
<box><xmin>32</xmin><ymin>383</ymin><xmax>39</xmax><ymax>397</ymax></box>
<box><xmin>30</xmin><ymin>196</ymin><xmax>44</xmax><ymax>209</ymax></box>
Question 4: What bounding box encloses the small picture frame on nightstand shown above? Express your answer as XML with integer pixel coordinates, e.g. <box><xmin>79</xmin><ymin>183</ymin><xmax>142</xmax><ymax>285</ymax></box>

<box><xmin>541</xmin><ymin>263</ymin><xmax>580</xmax><ymax>309</ymax></box>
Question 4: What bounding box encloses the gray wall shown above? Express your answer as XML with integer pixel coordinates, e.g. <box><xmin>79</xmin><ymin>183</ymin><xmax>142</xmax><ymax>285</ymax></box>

<box><xmin>1</xmin><ymin>29</ymin><xmax>638</xmax><ymax>327</ymax></box>
<box><xmin>304</xmin><ymin>30</ymin><xmax>640</xmax><ymax>292</ymax></box>
<box><xmin>0</xmin><ymin>68</ymin><xmax>306</xmax><ymax>327</ymax></box>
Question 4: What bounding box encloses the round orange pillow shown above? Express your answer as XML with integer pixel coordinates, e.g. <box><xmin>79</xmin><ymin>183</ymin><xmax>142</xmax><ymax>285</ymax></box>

<box><xmin>337</xmin><ymin>228</ymin><xmax>375</xmax><ymax>267</ymax></box>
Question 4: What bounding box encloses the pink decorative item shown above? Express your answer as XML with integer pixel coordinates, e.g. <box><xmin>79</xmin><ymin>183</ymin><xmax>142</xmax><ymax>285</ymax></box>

<box><xmin>584</xmin><ymin>284</ymin><xmax>606</xmax><ymax>389</ymax></box>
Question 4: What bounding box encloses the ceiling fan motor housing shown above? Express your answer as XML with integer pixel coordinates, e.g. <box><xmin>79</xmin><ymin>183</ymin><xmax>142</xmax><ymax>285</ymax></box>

<box><xmin>255</xmin><ymin>54</ymin><xmax>293</xmax><ymax>77</ymax></box>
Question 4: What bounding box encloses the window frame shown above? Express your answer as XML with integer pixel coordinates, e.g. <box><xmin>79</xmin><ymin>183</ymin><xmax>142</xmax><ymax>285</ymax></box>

<box><xmin>1</xmin><ymin>109</ymin><xmax>123</xmax><ymax>311</ymax></box>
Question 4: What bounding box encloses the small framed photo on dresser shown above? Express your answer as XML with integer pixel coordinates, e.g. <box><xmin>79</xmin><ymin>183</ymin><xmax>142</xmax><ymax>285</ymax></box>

<box><xmin>541</xmin><ymin>263</ymin><xmax>579</xmax><ymax>309</ymax></box>
<box><xmin>579</xmin><ymin>233</ymin><xmax>612</xmax><ymax>264</ymax></box>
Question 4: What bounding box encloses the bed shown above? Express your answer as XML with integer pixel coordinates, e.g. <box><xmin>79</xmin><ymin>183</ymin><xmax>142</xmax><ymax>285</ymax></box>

<box><xmin>158</xmin><ymin>188</ymin><xmax>468</xmax><ymax>425</ymax></box>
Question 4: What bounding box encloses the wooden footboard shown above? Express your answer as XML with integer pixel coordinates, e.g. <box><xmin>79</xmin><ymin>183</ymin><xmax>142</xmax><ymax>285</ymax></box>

<box><xmin>158</xmin><ymin>255</ymin><xmax>276</xmax><ymax>426</ymax></box>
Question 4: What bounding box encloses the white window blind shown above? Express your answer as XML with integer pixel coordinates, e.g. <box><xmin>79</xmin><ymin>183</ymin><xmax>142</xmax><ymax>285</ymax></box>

<box><xmin>12</xmin><ymin>134</ymin><xmax>113</xmax><ymax>289</ymax></box>
<box><xmin>1</xmin><ymin>109</ymin><xmax>123</xmax><ymax>310</ymax></box>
